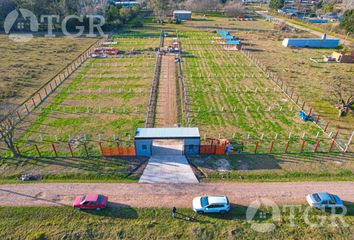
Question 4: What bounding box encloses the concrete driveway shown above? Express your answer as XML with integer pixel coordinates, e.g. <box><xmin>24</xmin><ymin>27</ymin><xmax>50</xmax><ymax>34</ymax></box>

<box><xmin>139</xmin><ymin>140</ymin><xmax>199</xmax><ymax>183</ymax></box>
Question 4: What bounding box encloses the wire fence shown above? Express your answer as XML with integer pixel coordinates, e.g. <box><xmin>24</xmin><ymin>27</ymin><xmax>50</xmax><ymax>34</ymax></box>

<box><xmin>241</xmin><ymin>49</ymin><xmax>348</xmax><ymax>152</ymax></box>
<box><xmin>0</xmin><ymin>38</ymin><xmax>105</xmax><ymax>133</ymax></box>
<box><xmin>145</xmin><ymin>30</ymin><xmax>164</xmax><ymax>128</ymax></box>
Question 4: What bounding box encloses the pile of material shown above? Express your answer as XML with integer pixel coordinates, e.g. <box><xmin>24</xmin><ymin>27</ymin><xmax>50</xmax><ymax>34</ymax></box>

<box><xmin>94</xmin><ymin>47</ymin><xmax>119</xmax><ymax>55</ymax></box>
<box><xmin>324</xmin><ymin>51</ymin><xmax>354</xmax><ymax>63</ymax></box>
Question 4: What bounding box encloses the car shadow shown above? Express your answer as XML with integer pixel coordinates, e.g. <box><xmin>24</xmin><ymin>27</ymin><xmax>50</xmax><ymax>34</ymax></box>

<box><xmin>194</xmin><ymin>203</ymin><xmax>256</xmax><ymax>221</ymax></box>
<box><xmin>344</xmin><ymin>201</ymin><xmax>354</xmax><ymax>216</ymax></box>
<box><xmin>78</xmin><ymin>202</ymin><xmax>138</xmax><ymax>219</ymax></box>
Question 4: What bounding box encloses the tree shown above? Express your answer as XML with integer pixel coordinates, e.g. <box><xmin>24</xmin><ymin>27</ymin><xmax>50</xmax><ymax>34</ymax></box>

<box><xmin>328</xmin><ymin>73</ymin><xmax>354</xmax><ymax>117</ymax></box>
<box><xmin>223</xmin><ymin>1</ymin><xmax>244</xmax><ymax>17</ymax></box>
<box><xmin>0</xmin><ymin>111</ymin><xmax>20</xmax><ymax>158</ymax></box>
<box><xmin>343</xmin><ymin>0</ymin><xmax>354</xmax><ymax>10</ymax></box>
<box><xmin>269</xmin><ymin>0</ymin><xmax>285</xmax><ymax>10</ymax></box>
<box><xmin>119</xmin><ymin>8</ymin><xmax>132</xmax><ymax>24</ymax></box>
<box><xmin>340</xmin><ymin>9</ymin><xmax>354</xmax><ymax>33</ymax></box>
<box><xmin>184</xmin><ymin>0</ymin><xmax>220</xmax><ymax>14</ymax></box>
<box><xmin>149</xmin><ymin>0</ymin><xmax>169</xmax><ymax>23</ymax></box>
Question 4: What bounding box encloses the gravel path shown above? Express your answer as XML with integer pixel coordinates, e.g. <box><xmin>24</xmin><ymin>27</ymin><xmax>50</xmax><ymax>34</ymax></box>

<box><xmin>0</xmin><ymin>182</ymin><xmax>353</xmax><ymax>208</ymax></box>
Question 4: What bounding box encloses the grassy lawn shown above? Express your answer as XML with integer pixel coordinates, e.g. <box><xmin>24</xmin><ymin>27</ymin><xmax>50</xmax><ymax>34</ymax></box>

<box><xmin>1</xmin><ymin>32</ymin><xmax>159</xmax><ymax>157</ymax></box>
<box><xmin>0</xmin><ymin>205</ymin><xmax>352</xmax><ymax>239</ymax></box>
<box><xmin>234</xmin><ymin>20</ymin><xmax>353</xmax><ymax>151</ymax></box>
<box><xmin>0</xmin><ymin>156</ymin><xmax>147</xmax><ymax>184</ymax></box>
<box><xmin>189</xmin><ymin>153</ymin><xmax>354</xmax><ymax>182</ymax></box>
<box><xmin>180</xmin><ymin>30</ymin><xmax>337</xmax><ymax>153</ymax></box>
<box><xmin>0</xmin><ymin>35</ymin><xmax>97</xmax><ymax>116</ymax></box>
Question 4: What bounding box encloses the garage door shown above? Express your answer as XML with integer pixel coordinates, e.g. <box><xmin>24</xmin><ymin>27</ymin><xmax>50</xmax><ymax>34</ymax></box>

<box><xmin>152</xmin><ymin>139</ymin><xmax>184</xmax><ymax>155</ymax></box>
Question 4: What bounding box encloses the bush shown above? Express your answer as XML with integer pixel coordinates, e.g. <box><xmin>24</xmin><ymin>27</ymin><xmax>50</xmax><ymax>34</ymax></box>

<box><xmin>269</xmin><ymin>0</ymin><xmax>285</xmax><ymax>10</ymax></box>
<box><xmin>131</xmin><ymin>20</ymin><xmax>143</xmax><ymax>28</ymax></box>
<box><xmin>340</xmin><ymin>9</ymin><xmax>354</xmax><ymax>33</ymax></box>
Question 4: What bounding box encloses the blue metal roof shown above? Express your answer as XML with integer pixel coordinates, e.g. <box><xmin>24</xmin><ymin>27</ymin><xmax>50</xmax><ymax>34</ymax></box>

<box><xmin>282</xmin><ymin>38</ymin><xmax>339</xmax><ymax>48</ymax></box>
<box><xmin>173</xmin><ymin>10</ymin><xmax>192</xmax><ymax>14</ymax></box>
<box><xmin>226</xmin><ymin>40</ymin><xmax>240</xmax><ymax>45</ymax></box>
<box><xmin>135</xmin><ymin>128</ymin><xmax>200</xmax><ymax>139</ymax></box>
<box><xmin>217</xmin><ymin>30</ymin><xmax>230</xmax><ymax>36</ymax></box>
<box><xmin>222</xmin><ymin>35</ymin><xmax>234</xmax><ymax>40</ymax></box>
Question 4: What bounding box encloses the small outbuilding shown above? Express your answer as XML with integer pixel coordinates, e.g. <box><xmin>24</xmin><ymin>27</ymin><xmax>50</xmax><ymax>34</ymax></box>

<box><xmin>223</xmin><ymin>40</ymin><xmax>241</xmax><ymax>50</ymax></box>
<box><xmin>135</xmin><ymin>128</ymin><xmax>200</xmax><ymax>157</ymax></box>
<box><xmin>282</xmin><ymin>34</ymin><xmax>339</xmax><ymax>48</ymax></box>
<box><xmin>173</xmin><ymin>10</ymin><xmax>192</xmax><ymax>21</ymax></box>
<box><xmin>217</xmin><ymin>30</ymin><xmax>230</xmax><ymax>36</ymax></box>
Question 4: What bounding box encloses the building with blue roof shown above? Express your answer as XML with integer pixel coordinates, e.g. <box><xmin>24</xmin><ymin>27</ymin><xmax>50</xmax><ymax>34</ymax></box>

<box><xmin>282</xmin><ymin>34</ymin><xmax>339</xmax><ymax>48</ymax></box>
<box><xmin>221</xmin><ymin>35</ymin><xmax>235</xmax><ymax>40</ymax></box>
<box><xmin>217</xmin><ymin>30</ymin><xmax>230</xmax><ymax>36</ymax></box>
<box><xmin>223</xmin><ymin>40</ymin><xmax>241</xmax><ymax>50</ymax></box>
<box><xmin>135</xmin><ymin>128</ymin><xmax>200</xmax><ymax>156</ymax></box>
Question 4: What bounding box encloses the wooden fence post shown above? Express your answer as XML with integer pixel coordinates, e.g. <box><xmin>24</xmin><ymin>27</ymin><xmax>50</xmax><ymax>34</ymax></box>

<box><xmin>307</xmin><ymin>108</ymin><xmax>312</xmax><ymax>117</ymax></box>
<box><xmin>329</xmin><ymin>139</ymin><xmax>335</xmax><ymax>152</ymax></box>
<box><xmin>300</xmin><ymin>140</ymin><xmax>305</xmax><ymax>153</ymax></box>
<box><xmin>34</xmin><ymin>144</ymin><xmax>41</xmax><ymax>157</ymax></box>
<box><xmin>99</xmin><ymin>142</ymin><xmax>103</xmax><ymax>155</ymax></box>
<box><xmin>44</xmin><ymin>87</ymin><xmax>48</xmax><ymax>97</ymax></box>
<box><xmin>32</xmin><ymin>98</ymin><xmax>36</xmax><ymax>108</ymax></box>
<box><xmin>324</xmin><ymin>122</ymin><xmax>329</xmax><ymax>132</ymax></box>
<box><xmin>296</xmin><ymin>95</ymin><xmax>299</xmax><ymax>104</ymax></box>
<box><xmin>314</xmin><ymin>140</ymin><xmax>320</xmax><ymax>153</ymax></box>
<box><xmin>68</xmin><ymin>143</ymin><xmax>74</xmax><ymax>157</ymax></box>
<box><xmin>254</xmin><ymin>141</ymin><xmax>259</xmax><ymax>154</ymax></box>
<box><xmin>301</xmin><ymin>101</ymin><xmax>305</xmax><ymax>110</ymax></box>
<box><xmin>269</xmin><ymin>140</ymin><xmax>275</xmax><ymax>153</ymax></box>
<box><xmin>25</xmin><ymin>104</ymin><xmax>29</xmax><ymax>113</ymax></box>
<box><xmin>315</xmin><ymin>114</ymin><xmax>320</xmax><ymax>124</ymax></box>
<box><xmin>333</xmin><ymin>130</ymin><xmax>339</xmax><ymax>141</ymax></box>
<box><xmin>284</xmin><ymin>141</ymin><xmax>290</xmax><ymax>153</ymax></box>
<box><xmin>51</xmin><ymin>143</ymin><xmax>58</xmax><ymax>157</ymax></box>
<box><xmin>16</xmin><ymin>111</ymin><xmax>21</xmax><ymax>120</ymax></box>
<box><xmin>84</xmin><ymin>143</ymin><xmax>89</xmax><ymax>157</ymax></box>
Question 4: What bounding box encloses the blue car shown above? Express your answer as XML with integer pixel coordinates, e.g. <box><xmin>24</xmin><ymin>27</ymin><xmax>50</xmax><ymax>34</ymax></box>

<box><xmin>306</xmin><ymin>192</ymin><xmax>344</xmax><ymax>208</ymax></box>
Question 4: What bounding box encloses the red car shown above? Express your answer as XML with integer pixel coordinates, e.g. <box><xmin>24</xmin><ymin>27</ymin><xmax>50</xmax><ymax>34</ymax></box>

<box><xmin>73</xmin><ymin>194</ymin><xmax>108</xmax><ymax>210</ymax></box>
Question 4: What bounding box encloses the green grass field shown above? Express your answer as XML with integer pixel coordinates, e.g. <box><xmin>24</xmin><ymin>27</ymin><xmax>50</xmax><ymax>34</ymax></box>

<box><xmin>3</xmin><ymin>32</ymin><xmax>159</xmax><ymax>157</ymax></box>
<box><xmin>180</xmin><ymin>30</ymin><xmax>337</xmax><ymax>153</ymax></box>
<box><xmin>0</xmin><ymin>156</ymin><xmax>147</xmax><ymax>184</ymax></box>
<box><xmin>0</xmin><ymin>205</ymin><xmax>352</xmax><ymax>239</ymax></box>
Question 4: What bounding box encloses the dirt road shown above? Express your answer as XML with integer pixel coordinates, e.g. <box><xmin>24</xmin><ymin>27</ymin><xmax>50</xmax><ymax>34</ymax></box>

<box><xmin>0</xmin><ymin>182</ymin><xmax>353</xmax><ymax>207</ymax></box>
<box><xmin>155</xmin><ymin>38</ymin><xmax>178</xmax><ymax>127</ymax></box>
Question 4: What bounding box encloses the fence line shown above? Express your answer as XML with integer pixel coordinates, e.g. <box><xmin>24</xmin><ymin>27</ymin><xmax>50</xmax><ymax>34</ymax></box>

<box><xmin>145</xmin><ymin>30</ymin><xmax>164</xmax><ymax>128</ymax></box>
<box><xmin>0</xmin><ymin>38</ymin><xmax>105</xmax><ymax>133</ymax></box>
<box><xmin>0</xmin><ymin>136</ymin><xmax>348</xmax><ymax>158</ymax></box>
<box><xmin>240</xmin><ymin>49</ymin><xmax>346</xmax><ymax>152</ymax></box>
<box><xmin>176</xmin><ymin>31</ymin><xmax>190</xmax><ymax>126</ymax></box>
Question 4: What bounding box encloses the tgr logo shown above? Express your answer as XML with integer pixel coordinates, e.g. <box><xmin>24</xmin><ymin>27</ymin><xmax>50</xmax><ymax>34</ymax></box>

<box><xmin>4</xmin><ymin>8</ymin><xmax>38</xmax><ymax>42</ymax></box>
<box><xmin>246</xmin><ymin>198</ymin><xmax>281</xmax><ymax>233</ymax></box>
<box><xmin>3</xmin><ymin>8</ymin><xmax>107</xmax><ymax>43</ymax></box>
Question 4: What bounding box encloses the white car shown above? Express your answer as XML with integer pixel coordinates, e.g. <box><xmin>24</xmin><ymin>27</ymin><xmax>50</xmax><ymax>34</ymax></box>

<box><xmin>306</xmin><ymin>192</ymin><xmax>344</xmax><ymax>208</ymax></box>
<box><xmin>192</xmin><ymin>196</ymin><xmax>230</xmax><ymax>214</ymax></box>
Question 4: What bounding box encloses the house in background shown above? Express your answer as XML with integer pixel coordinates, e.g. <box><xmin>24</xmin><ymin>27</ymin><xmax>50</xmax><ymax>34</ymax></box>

<box><xmin>173</xmin><ymin>10</ymin><xmax>192</xmax><ymax>21</ymax></box>
<box><xmin>282</xmin><ymin>34</ymin><xmax>339</xmax><ymax>48</ymax></box>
